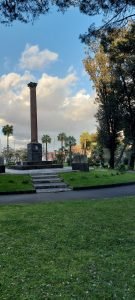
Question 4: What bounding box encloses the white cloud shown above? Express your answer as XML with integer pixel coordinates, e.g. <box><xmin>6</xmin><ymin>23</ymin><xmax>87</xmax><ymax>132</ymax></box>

<box><xmin>0</xmin><ymin>71</ymin><xmax>97</xmax><ymax>150</ymax></box>
<box><xmin>0</xmin><ymin>47</ymin><xmax>97</xmax><ymax>150</ymax></box>
<box><xmin>19</xmin><ymin>44</ymin><xmax>58</xmax><ymax>70</ymax></box>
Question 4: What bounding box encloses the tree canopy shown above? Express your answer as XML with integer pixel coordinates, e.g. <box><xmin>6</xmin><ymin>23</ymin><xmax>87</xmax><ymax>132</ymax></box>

<box><xmin>84</xmin><ymin>24</ymin><xmax>135</xmax><ymax>168</ymax></box>
<box><xmin>2</xmin><ymin>124</ymin><xmax>13</xmax><ymax>163</ymax></box>
<box><xmin>0</xmin><ymin>1</ymin><xmax>134</xmax><ymax>43</ymax></box>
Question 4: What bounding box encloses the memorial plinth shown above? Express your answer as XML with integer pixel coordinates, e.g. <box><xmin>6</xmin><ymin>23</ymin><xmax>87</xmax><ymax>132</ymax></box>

<box><xmin>27</xmin><ymin>82</ymin><xmax>42</xmax><ymax>162</ymax></box>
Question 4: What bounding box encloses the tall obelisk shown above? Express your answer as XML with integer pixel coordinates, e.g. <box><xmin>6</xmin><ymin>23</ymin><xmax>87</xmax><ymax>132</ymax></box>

<box><xmin>27</xmin><ymin>82</ymin><xmax>42</xmax><ymax>162</ymax></box>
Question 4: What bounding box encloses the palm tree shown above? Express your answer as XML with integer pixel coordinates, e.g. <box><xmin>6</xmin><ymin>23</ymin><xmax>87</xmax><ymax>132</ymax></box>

<box><xmin>2</xmin><ymin>124</ymin><xmax>13</xmax><ymax>163</ymax></box>
<box><xmin>57</xmin><ymin>132</ymin><xmax>67</xmax><ymax>150</ymax></box>
<box><xmin>41</xmin><ymin>134</ymin><xmax>51</xmax><ymax>161</ymax></box>
<box><xmin>65</xmin><ymin>136</ymin><xmax>76</xmax><ymax>165</ymax></box>
<box><xmin>57</xmin><ymin>133</ymin><xmax>67</xmax><ymax>163</ymax></box>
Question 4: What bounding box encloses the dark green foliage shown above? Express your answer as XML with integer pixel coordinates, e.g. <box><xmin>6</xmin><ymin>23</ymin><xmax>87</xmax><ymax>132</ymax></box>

<box><xmin>0</xmin><ymin>1</ymin><xmax>134</xmax><ymax>45</ymax></box>
<box><xmin>65</xmin><ymin>136</ymin><xmax>76</xmax><ymax>165</ymax></box>
<box><xmin>84</xmin><ymin>24</ymin><xmax>135</xmax><ymax>168</ymax></box>
<box><xmin>101</xmin><ymin>24</ymin><xmax>135</xmax><ymax>168</ymax></box>
<box><xmin>118</xmin><ymin>164</ymin><xmax>126</xmax><ymax>173</ymax></box>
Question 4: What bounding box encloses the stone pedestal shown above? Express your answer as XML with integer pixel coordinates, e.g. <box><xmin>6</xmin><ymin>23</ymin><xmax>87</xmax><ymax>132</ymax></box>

<box><xmin>27</xmin><ymin>142</ymin><xmax>42</xmax><ymax>162</ymax></box>
<box><xmin>72</xmin><ymin>154</ymin><xmax>89</xmax><ymax>171</ymax></box>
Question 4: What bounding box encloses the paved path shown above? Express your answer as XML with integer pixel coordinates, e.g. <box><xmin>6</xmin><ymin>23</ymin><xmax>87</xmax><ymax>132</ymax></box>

<box><xmin>0</xmin><ymin>184</ymin><xmax>135</xmax><ymax>205</ymax></box>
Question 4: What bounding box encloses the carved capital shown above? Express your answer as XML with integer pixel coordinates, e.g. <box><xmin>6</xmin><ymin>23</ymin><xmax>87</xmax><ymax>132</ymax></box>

<box><xmin>27</xmin><ymin>82</ymin><xmax>37</xmax><ymax>88</ymax></box>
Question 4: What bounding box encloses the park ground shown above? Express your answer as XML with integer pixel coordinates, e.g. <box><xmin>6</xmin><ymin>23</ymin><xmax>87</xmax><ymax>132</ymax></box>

<box><xmin>1</xmin><ymin>168</ymin><xmax>135</xmax><ymax>193</ymax></box>
<box><xmin>0</xmin><ymin>197</ymin><xmax>135</xmax><ymax>299</ymax></box>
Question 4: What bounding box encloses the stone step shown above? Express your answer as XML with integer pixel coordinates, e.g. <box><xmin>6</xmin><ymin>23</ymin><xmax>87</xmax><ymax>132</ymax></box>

<box><xmin>32</xmin><ymin>174</ymin><xmax>58</xmax><ymax>179</ymax></box>
<box><xmin>32</xmin><ymin>178</ymin><xmax>62</xmax><ymax>183</ymax></box>
<box><xmin>36</xmin><ymin>187</ymin><xmax>72</xmax><ymax>193</ymax></box>
<box><xmin>34</xmin><ymin>182</ymin><xmax>68</xmax><ymax>189</ymax></box>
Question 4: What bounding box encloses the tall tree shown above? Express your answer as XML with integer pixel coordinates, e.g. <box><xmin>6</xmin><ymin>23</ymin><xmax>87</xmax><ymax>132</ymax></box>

<box><xmin>101</xmin><ymin>24</ymin><xmax>135</xmax><ymax>168</ymax></box>
<box><xmin>2</xmin><ymin>124</ymin><xmax>13</xmax><ymax>163</ymax></box>
<box><xmin>57</xmin><ymin>132</ymin><xmax>67</xmax><ymax>150</ymax></box>
<box><xmin>57</xmin><ymin>132</ymin><xmax>67</xmax><ymax>163</ymax></box>
<box><xmin>84</xmin><ymin>47</ymin><xmax>123</xmax><ymax>168</ymax></box>
<box><xmin>41</xmin><ymin>134</ymin><xmax>51</xmax><ymax>161</ymax></box>
<box><xmin>65</xmin><ymin>136</ymin><xmax>76</xmax><ymax>165</ymax></box>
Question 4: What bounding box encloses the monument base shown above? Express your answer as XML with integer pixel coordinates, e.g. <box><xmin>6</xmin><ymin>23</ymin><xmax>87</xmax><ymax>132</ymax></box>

<box><xmin>27</xmin><ymin>142</ymin><xmax>42</xmax><ymax>162</ymax></box>
<box><xmin>8</xmin><ymin>162</ymin><xmax>63</xmax><ymax>170</ymax></box>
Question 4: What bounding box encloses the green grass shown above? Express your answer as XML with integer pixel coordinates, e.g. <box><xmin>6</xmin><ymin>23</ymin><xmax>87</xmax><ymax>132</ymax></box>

<box><xmin>59</xmin><ymin>169</ymin><xmax>135</xmax><ymax>188</ymax></box>
<box><xmin>0</xmin><ymin>174</ymin><xmax>35</xmax><ymax>192</ymax></box>
<box><xmin>0</xmin><ymin>197</ymin><xmax>134</xmax><ymax>299</ymax></box>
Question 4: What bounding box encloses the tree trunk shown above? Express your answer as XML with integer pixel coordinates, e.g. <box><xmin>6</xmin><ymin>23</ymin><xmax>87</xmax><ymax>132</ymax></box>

<box><xmin>129</xmin><ymin>154</ymin><xmax>134</xmax><ymax>170</ymax></box>
<box><xmin>115</xmin><ymin>143</ymin><xmax>127</xmax><ymax>167</ymax></box>
<box><xmin>69</xmin><ymin>145</ymin><xmax>72</xmax><ymax>166</ymax></box>
<box><xmin>128</xmin><ymin>143</ymin><xmax>135</xmax><ymax>170</ymax></box>
<box><xmin>7</xmin><ymin>135</ymin><xmax>9</xmax><ymax>164</ymax></box>
<box><xmin>46</xmin><ymin>142</ymin><xmax>48</xmax><ymax>161</ymax></box>
<box><xmin>109</xmin><ymin>147</ymin><xmax>115</xmax><ymax>169</ymax></box>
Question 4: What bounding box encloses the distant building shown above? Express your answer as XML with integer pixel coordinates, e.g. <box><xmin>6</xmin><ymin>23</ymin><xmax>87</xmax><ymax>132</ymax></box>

<box><xmin>72</xmin><ymin>144</ymin><xmax>83</xmax><ymax>154</ymax></box>
<box><xmin>42</xmin><ymin>151</ymin><xmax>56</xmax><ymax>161</ymax></box>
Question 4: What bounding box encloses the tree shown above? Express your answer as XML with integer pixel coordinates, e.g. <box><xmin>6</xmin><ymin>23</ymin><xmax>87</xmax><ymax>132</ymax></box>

<box><xmin>57</xmin><ymin>132</ymin><xmax>67</xmax><ymax>150</ymax></box>
<box><xmin>2</xmin><ymin>124</ymin><xmax>13</xmax><ymax>163</ymax></box>
<box><xmin>57</xmin><ymin>133</ymin><xmax>67</xmax><ymax>163</ymax></box>
<box><xmin>2</xmin><ymin>147</ymin><xmax>14</xmax><ymax>164</ymax></box>
<box><xmin>14</xmin><ymin>148</ymin><xmax>27</xmax><ymax>162</ymax></box>
<box><xmin>100</xmin><ymin>24</ymin><xmax>135</xmax><ymax>168</ymax></box>
<box><xmin>80</xmin><ymin>132</ymin><xmax>92</xmax><ymax>155</ymax></box>
<box><xmin>65</xmin><ymin>136</ymin><xmax>76</xmax><ymax>165</ymax></box>
<box><xmin>0</xmin><ymin>1</ymin><xmax>134</xmax><ymax>43</ymax></box>
<box><xmin>41</xmin><ymin>134</ymin><xmax>51</xmax><ymax>161</ymax></box>
<box><xmin>84</xmin><ymin>47</ymin><xmax>123</xmax><ymax>168</ymax></box>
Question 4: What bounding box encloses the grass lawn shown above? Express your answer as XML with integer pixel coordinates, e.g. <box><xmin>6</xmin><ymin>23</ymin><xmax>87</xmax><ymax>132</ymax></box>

<box><xmin>59</xmin><ymin>169</ymin><xmax>135</xmax><ymax>188</ymax></box>
<box><xmin>0</xmin><ymin>174</ymin><xmax>35</xmax><ymax>193</ymax></box>
<box><xmin>0</xmin><ymin>197</ymin><xmax>134</xmax><ymax>299</ymax></box>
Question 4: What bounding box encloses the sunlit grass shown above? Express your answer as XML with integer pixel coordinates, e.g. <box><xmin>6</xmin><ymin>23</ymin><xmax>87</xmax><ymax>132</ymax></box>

<box><xmin>0</xmin><ymin>174</ymin><xmax>35</xmax><ymax>192</ymax></box>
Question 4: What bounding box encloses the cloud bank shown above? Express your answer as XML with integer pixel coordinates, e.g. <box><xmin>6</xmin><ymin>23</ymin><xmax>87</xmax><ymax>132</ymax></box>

<box><xmin>0</xmin><ymin>45</ymin><xmax>97</xmax><ymax>149</ymax></box>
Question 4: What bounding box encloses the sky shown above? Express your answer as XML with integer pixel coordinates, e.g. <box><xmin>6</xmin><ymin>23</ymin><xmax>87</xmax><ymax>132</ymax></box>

<box><xmin>0</xmin><ymin>7</ymin><xmax>102</xmax><ymax>151</ymax></box>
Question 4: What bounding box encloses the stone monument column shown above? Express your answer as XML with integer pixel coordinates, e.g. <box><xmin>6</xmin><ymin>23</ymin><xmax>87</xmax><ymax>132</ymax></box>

<box><xmin>28</xmin><ymin>82</ymin><xmax>38</xmax><ymax>143</ymax></box>
<box><xmin>27</xmin><ymin>82</ymin><xmax>42</xmax><ymax>162</ymax></box>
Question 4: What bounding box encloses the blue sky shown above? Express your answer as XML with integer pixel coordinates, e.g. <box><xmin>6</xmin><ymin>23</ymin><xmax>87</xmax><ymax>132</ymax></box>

<box><xmin>0</xmin><ymin>7</ymin><xmax>102</xmax><ymax>150</ymax></box>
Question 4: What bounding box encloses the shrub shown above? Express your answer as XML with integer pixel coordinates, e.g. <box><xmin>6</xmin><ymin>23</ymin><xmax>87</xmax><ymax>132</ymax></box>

<box><xmin>118</xmin><ymin>164</ymin><xmax>126</xmax><ymax>173</ymax></box>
